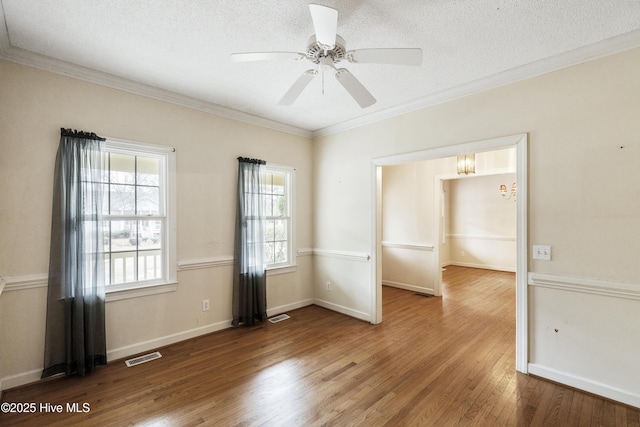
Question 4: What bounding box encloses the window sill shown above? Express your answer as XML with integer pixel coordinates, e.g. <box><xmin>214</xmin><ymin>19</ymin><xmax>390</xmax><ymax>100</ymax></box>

<box><xmin>106</xmin><ymin>281</ymin><xmax>179</xmax><ymax>302</ymax></box>
<box><xmin>266</xmin><ymin>265</ymin><xmax>297</xmax><ymax>276</ymax></box>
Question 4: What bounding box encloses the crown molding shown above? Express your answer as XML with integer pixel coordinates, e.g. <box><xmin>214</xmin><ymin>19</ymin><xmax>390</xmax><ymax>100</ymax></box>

<box><xmin>312</xmin><ymin>29</ymin><xmax>640</xmax><ymax>138</ymax></box>
<box><xmin>2</xmin><ymin>0</ymin><xmax>640</xmax><ymax>141</ymax></box>
<box><xmin>0</xmin><ymin>4</ymin><xmax>311</xmax><ymax>139</ymax></box>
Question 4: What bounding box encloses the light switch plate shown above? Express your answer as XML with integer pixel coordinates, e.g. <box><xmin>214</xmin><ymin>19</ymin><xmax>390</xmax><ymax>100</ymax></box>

<box><xmin>533</xmin><ymin>245</ymin><xmax>551</xmax><ymax>261</ymax></box>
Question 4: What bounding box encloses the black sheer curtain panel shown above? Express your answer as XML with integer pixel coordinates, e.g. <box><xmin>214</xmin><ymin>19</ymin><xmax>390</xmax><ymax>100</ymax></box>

<box><xmin>42</xmin><ymin>128</ymin><xmax>108</xmax><ymax>378</ymax></box>
<box><xmin>232</xmin><ymin>157</ymin><xmax>267</xmax><ymax>326</ymax></box>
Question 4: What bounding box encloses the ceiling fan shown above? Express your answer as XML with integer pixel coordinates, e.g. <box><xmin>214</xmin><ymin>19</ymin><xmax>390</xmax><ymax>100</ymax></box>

<box><xmin>230</xmin><ymin>3</ymin><xmax>423</xmax><ymax>108</ymax></box>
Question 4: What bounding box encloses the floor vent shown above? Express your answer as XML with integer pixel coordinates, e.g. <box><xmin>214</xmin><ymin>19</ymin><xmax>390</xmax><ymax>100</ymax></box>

<box><xmin>268</xmin><ymin>314</ymin><xmax>290</xmax><ymax>323</ymax></box>
<box><xmin>125</xmin><ymin>351</ymin><xmax>162</xmax><ymax>367</ymax></box>
<box><xmin>414</xmin><ymin>293</ymin><xmax>433</xmax><ymax>298</ymax></box>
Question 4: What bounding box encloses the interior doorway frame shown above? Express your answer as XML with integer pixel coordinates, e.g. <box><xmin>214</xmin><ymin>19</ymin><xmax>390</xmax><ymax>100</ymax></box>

<box><xmin>371</xmin><ymin>133</ymin><xmax>528</xmax><ymax>373</ymax></box>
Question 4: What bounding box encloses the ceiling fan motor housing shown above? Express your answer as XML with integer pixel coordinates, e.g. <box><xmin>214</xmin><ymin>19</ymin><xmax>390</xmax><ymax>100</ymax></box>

<box><xmin>306</xmin><ymin>35</ymin><xmax>347</xmax><ymax>63</ymax></box>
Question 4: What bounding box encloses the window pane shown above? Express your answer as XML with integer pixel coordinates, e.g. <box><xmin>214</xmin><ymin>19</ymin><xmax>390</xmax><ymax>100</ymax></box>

<box><xmin>273</xmin><ymin>195</ymin><xmax>286</xmax><ymax>217</ymax></box>
<box><xmin>271</xmin><ymin>172</ymin><xmax>285</xmax><ymax>195</ymax></box>
<box><xmin>263</xmin><ymin>172</ymin><xmax>273</xmax><ymax>193</ymax></box>
<box><xmin>111</xmin><ymin>251</ymin><xmax>136</xmax><ymax>284</ymax></box>
<box><xmin>274</xmin><ymin>241</ymin><xmax>287</xmax><ymax>263</ymax></box>
<box><xmin>110</xmin><ymin>153</ymin><xmax>135</xmax><ymax>184</ymax></box>
<box><xmin>264</xmin><ymin>220</ymin><xmax>275</xmax><ymax>241</ymax></box>
<box><xmin>264</xmin><ymin>242</ymin><xmax>275</xmax><ymax>265</ymax></box>
<box><xmin>137</xmin><ymin>156</ymin><xmax>160</xmax><ymax>186</ymax></box>
<box><xmin>138</xmin><ymin>220</ymin><xmax>162</xmax><ymax>250</ymax></box>
<box><xmin>274</xmin><ymin>220</ymin><xmax>287</xmax><ymax>240</ymax></box>
<box><xmin>138</xmin><ymin>249</ymin><xmax>162</xmax><ymax>281</ymax></box>
<box><xmin>263</xmin><ymin>193</ymin><xmax>273</xmax><ymax>217</ymax></box>
<box><xmin>100</xmin><ymin>184</ymin><xmax>110</xmax><ymax>215</ymax></box>
<box><xmin>110</xmin><ymin>220</ymin><xmax>137</xmax><ymax>252</ymax></box>
<box><xmin>137</xmin><ymin>186</ymin><xmax>159</xmax><ymax>215</ymax></box>
<box><xmin>110</xmin><ymin>184</ymin><xmax>135</xmax><ymax>215</ymax></box>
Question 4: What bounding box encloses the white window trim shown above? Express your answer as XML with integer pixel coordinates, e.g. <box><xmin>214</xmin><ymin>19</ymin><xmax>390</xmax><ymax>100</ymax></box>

<box><xmin>264</xmin><ymin>163</ymin><xmax>296</xmax><ymax>272</ymax></box>
<box><xmin>103</xmin><ymin>137</ymin><xmax>177</xmax><ymax>300</ymax></box>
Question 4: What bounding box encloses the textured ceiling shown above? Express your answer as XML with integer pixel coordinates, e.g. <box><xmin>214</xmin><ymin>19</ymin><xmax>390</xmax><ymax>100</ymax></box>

<box><xmin>2</xmin><ymin>0</ymin><xmax>640</xmax><ymax>135</ymax></box>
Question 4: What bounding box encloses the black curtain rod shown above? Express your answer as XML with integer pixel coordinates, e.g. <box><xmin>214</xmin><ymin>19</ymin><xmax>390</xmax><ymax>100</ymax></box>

<box><xmin>60</xmin><ymin>127</ymin><xmax>106</xmax><ymax>141</ymax></box>
<box><xmin>237</xmin><ymin>156</ymin><xmax>266</xmax><ymax>165</ymax></box>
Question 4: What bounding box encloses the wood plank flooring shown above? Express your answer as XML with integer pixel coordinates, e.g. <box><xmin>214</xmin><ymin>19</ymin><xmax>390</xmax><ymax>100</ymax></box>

<box><xmin>2</xmin><ymin>266</ymin><xmax>639</xmax><ymax>426</ymax></box>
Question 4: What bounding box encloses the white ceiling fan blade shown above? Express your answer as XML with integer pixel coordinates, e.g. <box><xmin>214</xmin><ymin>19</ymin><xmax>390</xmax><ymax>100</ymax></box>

<box><xmin>279</xmin><ymin>70</ymin><xmax>317</xmax><ymax>105</ymax></box>
<box><xmin>230</xmin><ymin>52</ymin><xmax>305</xmax><ymax>62</ymax></box>
<box><xmin>335</xmin><ymin>68</ymin><xmax>376</xmax><ymax>108</ymax></box>
<box><xmin>309</xmin><ymin>3</ymin><xmax>338</xmax><ymax>50</ymax></box>
<box><xmin>348</xmin><ymin>48</ymin><xmax>423</xmax><ymax>66</ymax></box>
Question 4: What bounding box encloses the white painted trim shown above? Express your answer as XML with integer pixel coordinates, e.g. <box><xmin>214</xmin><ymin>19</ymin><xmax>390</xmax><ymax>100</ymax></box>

<box><xmin>4</xmin><ymin>2</ymin><xmax>639</xmax><ymax>140</ymax></box>
<box><xmin>372</xmin><ymin>132</ymin><xmax>528</xmax><ymax>373</ymax></box>
<box><xmin>105</xmin><ymin>282</ymin><xmax>178</xmax><ymax>302</ymax></box>
<box><xmin>313</xmin><ymin>30</ymin><xmax>640</xmax><ymax>138</ymax></box>
<box><xmin>528</xmin><ymin>272</ymin><xmax>640</xmax><ymax>301</ymax></box>
<box><xmin>382</xmin><ymin>281</ymin><xmax>435</xmax><ymax>295</ymax></box>
<box><xmin>381</xmin><ymin>241</ymin><xmax>435</xmax><ymax>251</ymax></box>
<box><xmin>313</xmin><ymin>248</ymin><xmax>371</xmax><ymax>262</ymax></box>
<box><xmin>0</xmin><ymin>6</ymin><xmax>311</xmax><ymax>139</ymax></box>
<box><xmin>106</xmin><ymin>320</ymin><xmax>232</xmax><ymax>362</ymax></box>
<box><xmin>0</xmin><ymin>273</ymin><xmax>48</xmax><ymax>292</ymax></box>
<box><xmin>266</xmin><ymin>299</ymin><xmax>314</xmax><ymax>317</ymax></box>
<box><xmin>445</xmin><ymin>262</ymin><xmax>516</xmax><ymax>273</ymax></box>
<box><xmin>178</xmin><ymin>256</ymin><xmax>234</xmax><ymax>271</ymax></box>
<box><xmin>296</xmin><ymin>248</ymin><xmax>314</xmax><ymax>257</ymax></box>
<box><xmin>0</xmin><ymin>273</ymin><xmax>178</xmax><ymax>301</ymax></box>
<box><xmin>372</xmin><ymin>164</ymin><xmax>383</xmax><ymax>324</ymax></box>
<box><xmin>447</xmin><ymin>234</ymin><xmax>516</xmax><ymax>242</ymax></box>
<box><xmin>373</xmin><ymin>134</ymin><xmax>525</xmax><ymax>166</ymax></box>
<box><xmin>528</xmin><ymin>363</ymin><xmax>640</xmax><ymax>409</ymax></box>
<box><xmin>0</xmin><ymin>276</ymin><xmax>5</xmax><ymax>296</ymax></box>
<box><xmin>0</xmin><ymin>368</ymin><xmax>43</xmax><ymax>393</ymax></box>
<box><xmin>313</xmin><ymin>298</ymin><xmax>371</xmax><ymax>322</ymax></box>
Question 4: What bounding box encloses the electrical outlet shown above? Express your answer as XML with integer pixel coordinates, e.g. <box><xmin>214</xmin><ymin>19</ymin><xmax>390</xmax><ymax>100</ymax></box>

<box><xmin>202</xmin><ymin>299</ymin><xmax>210</xmax><ymax>311</ymax></box>
<box><xmin>326</xmin><ymin>281</ymin><xmax>331</xmax><ymax>291</ymax></box>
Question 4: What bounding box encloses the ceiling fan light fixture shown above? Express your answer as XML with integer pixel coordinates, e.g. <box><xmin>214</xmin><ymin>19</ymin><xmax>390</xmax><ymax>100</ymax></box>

<box><xmin>230</xmin><ymin>3</ymin><xmax>422</xmax><ymax>108</ymax></box>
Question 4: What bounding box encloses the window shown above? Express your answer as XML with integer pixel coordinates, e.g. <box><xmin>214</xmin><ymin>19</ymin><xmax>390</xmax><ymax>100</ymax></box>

<box><xmin>262</xmin><ymin>165</ymin><xmax>295</xmax><ymax>270</ymax></box>
<box><xmin>102</xmin><ymin>139</ymin><xmax>176</xmax><ymax>293</ymax></box>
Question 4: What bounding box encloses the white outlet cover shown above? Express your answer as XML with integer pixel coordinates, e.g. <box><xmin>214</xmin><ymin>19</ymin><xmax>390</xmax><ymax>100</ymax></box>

<box><xmin>533</xmin><ymin>245</ymin><xmax>551</xmax><ymax>261</ymax></box>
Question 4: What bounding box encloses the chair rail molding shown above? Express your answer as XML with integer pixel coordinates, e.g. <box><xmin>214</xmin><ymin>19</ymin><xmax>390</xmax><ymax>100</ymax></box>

<box><xmin>528</xmin><ymin>272</ymin><xmax>640</xmax><ymax>301</ymax></box>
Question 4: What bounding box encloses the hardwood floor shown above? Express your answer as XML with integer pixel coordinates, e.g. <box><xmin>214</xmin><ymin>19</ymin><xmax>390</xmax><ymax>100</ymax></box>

<box><xmin>2</xmin><ymin>266</ymin><xmax>638</xmax><ymax>426</ymax></box>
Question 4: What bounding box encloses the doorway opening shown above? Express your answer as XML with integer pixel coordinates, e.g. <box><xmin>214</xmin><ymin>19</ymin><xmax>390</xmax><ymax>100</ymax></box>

<box><xmin>371</xmin><ymin>133</ymin><xmax>528</xmax><ymax>373</ymax></box>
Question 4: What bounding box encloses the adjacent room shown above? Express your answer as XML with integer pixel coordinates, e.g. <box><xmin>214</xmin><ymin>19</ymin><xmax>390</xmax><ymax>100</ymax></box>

<box><xmin>1</xmin><ymin>1</ymin><xmax>640</xmax><ymax>424</ymax></box>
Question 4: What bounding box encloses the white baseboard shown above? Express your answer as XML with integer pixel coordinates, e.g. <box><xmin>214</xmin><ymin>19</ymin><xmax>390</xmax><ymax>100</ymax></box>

<box><xmin>267</xmin><ymin>299</ymin><xmax>314</xmax><ymax>317</ymax></box>
<box><xmin>107</xmin><ymin>320</ymin><xmax>233</xmax><ymax>362</ymax></box>
<box><xmin>0</xmin><ymin>368</ymin><xmax>43</xmax><ymax>393</ymax></box>
<box><xmin>528</xmin><ymin>363</ymin><xmax>640</xmax><ymax>409</ymax></box>
<box><xmin>445</xmin><ymin>261</ymin><xmax>516</xmax><ymax>273</ymax></box>
<box><xmin>382</xmin><ymin>280</ymin><xmax>435</xmax><ymax>295</ymax></box>
<box><xmin>313</xmin><ymin>298</ymin><xmax>371</xmax><ymax>322</ymax></box>
<box><xmin>0</xmin><ymin>298</ymin><xmax>319</xmax><ymax>393</ymax></box>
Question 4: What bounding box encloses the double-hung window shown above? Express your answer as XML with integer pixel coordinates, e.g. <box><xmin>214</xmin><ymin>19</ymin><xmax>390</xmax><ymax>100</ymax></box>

<box><xmin>262</xmin><ymin>165</ymin><xmax>295</xmax><ymax>271</ymax></box>
<box><xmin>101</xmin><ymin>139</ymin><xmax>176</xmax><ymax>294</ymax></box>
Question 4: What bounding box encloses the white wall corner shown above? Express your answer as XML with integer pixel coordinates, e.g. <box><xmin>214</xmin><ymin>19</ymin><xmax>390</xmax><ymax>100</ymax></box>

<box><xmin>313</xmin><ymin>298</ymin><xmax>371</xmax><ymax>322</ymax></box>
<box><xmin>267</xmin><ymin>299</ymin><xmax>314</xmax><ymax>317</ymax></box>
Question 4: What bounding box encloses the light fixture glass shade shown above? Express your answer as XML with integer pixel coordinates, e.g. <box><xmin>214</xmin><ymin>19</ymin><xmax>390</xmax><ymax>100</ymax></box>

<box><xmin>457</xmin><ymin>154</ymin><xmax>475</xmax><ymax>175</ymax></box>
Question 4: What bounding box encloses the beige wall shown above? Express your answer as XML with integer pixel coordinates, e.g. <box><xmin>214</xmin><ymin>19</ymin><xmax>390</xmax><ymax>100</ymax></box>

<box><xmin>314</xmin><ymin>48</ymin><xmax>640</xmax><ymax>405</ymax></box>
<box><xmin>2</xmin><ymin>45</ymin><xmax>640</xmax><ymax>406</ymax></box>
<box><xmin>380</xmin><ymin>149</ymin><xmax>517</xmax><ymax>294</ymax></box>
<box><xmin>0</xmin><ymin>60</ymin><xmax>314</xmax><ymax>389</ymax></box>
<box><xmin>448</xmin><ymin>172</ymin><xmax>517</xmax><ymax>271</ymax></box>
